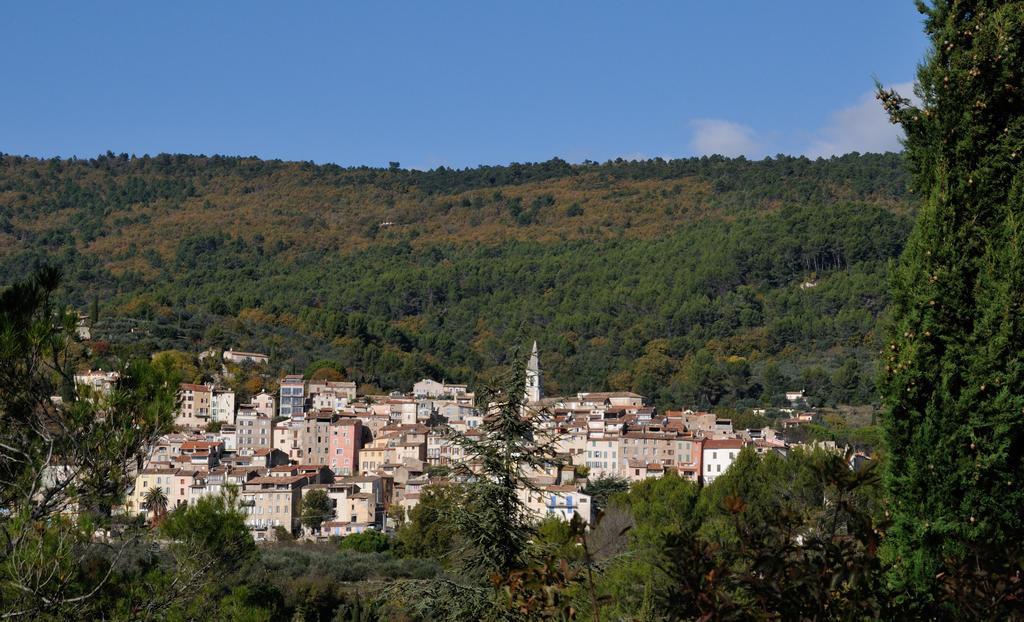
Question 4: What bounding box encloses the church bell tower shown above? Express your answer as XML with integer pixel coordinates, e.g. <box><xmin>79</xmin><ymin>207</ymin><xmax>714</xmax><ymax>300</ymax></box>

<box><xmin>525</xmin><ymin>341</ymin><xmax>542</xmax><ymax>404</ymax></box>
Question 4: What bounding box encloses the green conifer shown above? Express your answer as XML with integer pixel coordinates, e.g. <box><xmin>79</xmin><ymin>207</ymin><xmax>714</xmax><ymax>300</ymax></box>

<box><xmin>878</xmin><ymin>0</ymin><xmax>1024</xmax><ymax>592</ymax></box>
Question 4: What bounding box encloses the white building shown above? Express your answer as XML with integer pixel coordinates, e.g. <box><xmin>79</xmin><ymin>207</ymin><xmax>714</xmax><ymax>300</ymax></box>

<box><xmin>702</xmin><ymin>438</ymin><xmax>744</xmax><ymax>485</ymax></box>
<box><xmin>308</xmin><ymin>380</ymin><xmax>357</xmax><ymax>402</ymax></box>
<box><xmin>521</xmin><ymin>485</ymin><xmax>591</xmax><ymax>523</ymax></box>
<box><xmin>584</xmin><ymin>435</ymin><xmax>619</xmax><ymax>478</ymax></box>
<box><xmin>211</xmin><ymin>388</ymin><xmax>236</xmax><ymax>424</ymax></box>
<box><xmin>208</xmin><ymin>426</ymin><xmax>237</xmax><ymax>452</ymax></box>
<box><xmin>74</xmin><ymin>369</ymin><xmax>120</xmax><ymax>396</ymax></box>
<box><xmin>785</xmin><ymin>390</ymin><xmax>805</xmax><ymax>404</ymax></box>
<box><xmin>413</xmin><ymin>379</ymin><xmax>469</xmax><ymax>399</ymax></box>
<box><xmin>412</xmin><ymin>379</ymin><xmax>444</xmax><ymax>398</ymax></box>
<box><xmin>223</xmin><ymin>350</ymin><xmax>269</xmax><ymax>365</ymax></box>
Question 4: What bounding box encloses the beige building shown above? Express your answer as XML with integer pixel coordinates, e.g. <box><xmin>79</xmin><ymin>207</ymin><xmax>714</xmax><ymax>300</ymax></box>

<box><xmin>167</xmin><ymin>469</ymin><xmax>198</xmax><ymax>510</ymax></box>
<box><xmin>175</xmin><ymin>384</ymin><xmax>212</xmax><ymax>430</ymax></box>
<box><xmin>360</xmin><ymin>441</ymin><xmax>388</xmax><ymax>473</ymax></box>
<box><xmin>619</xmin><ymin>429</ymin><xmax>697</xmax><ymax>470</ymax></box>
<box><xmin>125</xmin><ymin>467</ymin><xmax>180</xmax><ymax>518</ymax></box>
<box><xmin>305</xmin><ymin>481</ymin><xmax>378</xmax><ymax>537</ymax></box>
<box><xmin>275</xmin><ymin>420</ymin><xmax>303</xmax><ymax>462</ymax></box>
<box><xmin>236</xmin><ymin>408</ymin><xmax>274</xmax><ymax>454</ymax></box>
<box><xmin>578</xmin><ymin>391</ymin><xmax>645</xmax><ymax>408</ymax></box>
<box><xmin>240</xmin><ymin>475</ymin><xmax>307</xmax><ymax>540</ymax></box>
<box><xmin>300</xmin><ymin>411</ymin><xmax>337</xmax><ymax>463</ymax></box>
<box><xmin>252</xmin><ymin>391</ymin><xmax>276</xmax><ymax>418</ymax></box>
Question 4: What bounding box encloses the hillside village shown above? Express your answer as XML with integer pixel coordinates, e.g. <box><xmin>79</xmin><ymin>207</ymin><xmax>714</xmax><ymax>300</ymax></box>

<box><xmin>75</xmin><ymin>342</ymin><xmax>864</xmax><ymax>543</ymax></box>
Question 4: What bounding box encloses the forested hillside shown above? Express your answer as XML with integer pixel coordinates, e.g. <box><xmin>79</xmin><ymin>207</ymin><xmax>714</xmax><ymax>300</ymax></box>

<box><xmin>0</xmin><ymin>152</ymin><xmax>914</xmax><ymax>408</ymax></box>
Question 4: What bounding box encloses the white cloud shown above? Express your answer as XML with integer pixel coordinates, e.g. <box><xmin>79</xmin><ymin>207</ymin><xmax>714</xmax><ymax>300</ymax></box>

<box><xmin>689</xmin><ymin>118</ymin><xmax>760</xmax><ymax>157</ymax></box>
<box><xmin>805</xmin><ymin>82</ymin><xmax>917</xmax><ymax>158</ymax></box>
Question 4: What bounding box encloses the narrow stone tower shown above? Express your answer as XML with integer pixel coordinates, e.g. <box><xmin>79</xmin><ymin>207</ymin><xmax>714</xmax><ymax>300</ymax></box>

<box><xmin>525</xmin><ymin>340</ymin><xmax>542</xmax><ymax>404</ymax></box>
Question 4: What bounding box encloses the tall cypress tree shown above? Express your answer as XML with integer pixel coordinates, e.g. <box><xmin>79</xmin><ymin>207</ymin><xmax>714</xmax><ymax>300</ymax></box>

<box><xmin>879</xmin><ymin>0</ymin><xmax>1024</xmax><ymax>591</ymax></box>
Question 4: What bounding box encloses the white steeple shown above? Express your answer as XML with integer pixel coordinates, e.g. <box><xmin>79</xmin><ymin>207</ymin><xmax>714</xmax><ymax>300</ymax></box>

<box><xmin>525</xmin><ymin>341</ymin><xmax>542</xmax><ymax>404</ymax></box>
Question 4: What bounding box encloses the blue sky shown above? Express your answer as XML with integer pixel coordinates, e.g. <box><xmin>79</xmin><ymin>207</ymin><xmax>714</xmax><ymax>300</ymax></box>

<box><xmin>1</xmin><ymin>2</ymin><xmax>928</xmax><ymax>169</ymax></box>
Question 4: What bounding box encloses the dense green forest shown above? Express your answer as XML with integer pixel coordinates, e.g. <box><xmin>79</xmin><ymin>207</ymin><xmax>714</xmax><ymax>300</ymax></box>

<box><xmin>0</xmin><ymin>152</ymin><xmax>913</xmax><ymax>408</ymax></box>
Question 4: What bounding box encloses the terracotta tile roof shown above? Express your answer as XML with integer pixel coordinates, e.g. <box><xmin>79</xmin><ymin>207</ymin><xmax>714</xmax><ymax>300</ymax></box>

<box><xmin>140</xmin><ymin>467</ymin><xmax>179</xmax><ymax>474</ymax></box>
<box><xmin>181</xmin><ymin>441</ymin><xmax>222</xmax><ymax>450</ymax></box>
<box><xmin>703</xmin><ymin>438</ymin><xmax>744</xmax><ymax>450</ymax></box>
<box><xmin>247</xmin><ymin>475</ymin><xmax>308</xmax><ymax>485</ymax></box>
<box><xmin>544</xmin><ymin>485</ymin><xmax>584</xmax><ymax>493</ymax></box>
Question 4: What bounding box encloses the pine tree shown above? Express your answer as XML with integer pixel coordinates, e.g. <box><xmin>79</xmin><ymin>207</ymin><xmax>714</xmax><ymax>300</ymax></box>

<box><xmin>878</xmin><ymin>0</ymin><xmax>1024</xmax><ymax>592</ymax></box>
<box><xmin>449</xmin><ymin>350</ymin><xmax>563</xmax><ymax>577</ymax></box>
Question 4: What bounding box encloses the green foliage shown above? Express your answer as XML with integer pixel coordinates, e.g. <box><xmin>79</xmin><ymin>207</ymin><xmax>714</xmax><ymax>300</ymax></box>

<box><xmin>214</xmin><ymin>544</ymin><xmax>436</xmax><ymax>621</ymax></box>
<box><xmin>143</xmin><ymin>486</ymin><xmax>169</xmax><ymax>522</ymax></box>
<box><xmin>300</xmin><ymin>489</ymin><xmax>334</xmax><ymax>533</ymax></box>
<box><xmin>575</xmin><ymin>449</ymin><xmax>890</xmax><ymax>620</ymax></box>
<box><xmin>0</xmin><ymin>268</ymin><xmax>181</xmax><ymax>619</ymax></box>
<box><xmin>656</xmin><ymin>449</ymin><xmax>890</xmax><ymax>620</ymax></box>
<box><xmin>384</xmin><ymin>353</ymin><xmax>571</xmax><ymax>619</ymax></box>
<box><xmin>159</xmin><ymin>488</ymin><xmax>255</xmax><ymax>568</ymax></box>
<box><xmin>447</xmin><ymin>352</ymin><xmax>563</xmax><ymax>578</ymax></box>
<box><xmin>339</xmin><ymin>529</ymin><xmax>392</xmax><ymax>554</ymax></box>
<box><xmin>150</xmin><ymin>350</ymin><xmax>199</xmax><ymax>385</ymax></box>
<box><xmin>305</xmin><ymin>359</ymin><xmax>346</xmax><ymax>380</ymax></box>
<box><xmin>533</xmin><ymin>515</ymin><xmax>584</xmax><ymax>563</ymax></box>
<box><xmin>395</xmin><ymin>484</ymin><xmax>466</xmax><ymax>562</ymax></box>
<box><xmin>0</xmin><ymin>153</ymin><xmax>912</xmax><ymax>410</ymax></box>
<box><xmin>580</xmin><ymin>475</ymin><xmax>630</xmax><ymax>516</ymax></box>
<box><xmin>878</xmin><ymin>0</ymin><xmax>1024</xmax><ymax>598</ymax></box>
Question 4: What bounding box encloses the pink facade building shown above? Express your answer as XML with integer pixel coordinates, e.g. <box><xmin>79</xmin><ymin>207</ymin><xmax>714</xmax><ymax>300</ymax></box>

<box><xmin>328</xmin><ymin>418</ymin><xmax>362</xmax><ymax>476</ymax></box>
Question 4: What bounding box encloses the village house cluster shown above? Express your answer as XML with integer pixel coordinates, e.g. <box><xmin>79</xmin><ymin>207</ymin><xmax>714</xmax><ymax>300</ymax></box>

<box><xmin>102</xmin><ymin>343</ymin><xmax>838</xmax><ymax>542</ymax></box>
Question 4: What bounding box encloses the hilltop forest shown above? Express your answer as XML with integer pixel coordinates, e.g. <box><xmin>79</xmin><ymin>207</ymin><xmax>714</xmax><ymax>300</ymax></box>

<box><xmin>0</xmin><ymin>152</ymin><xmax>913</xmax><ymax>409</ymax></box>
